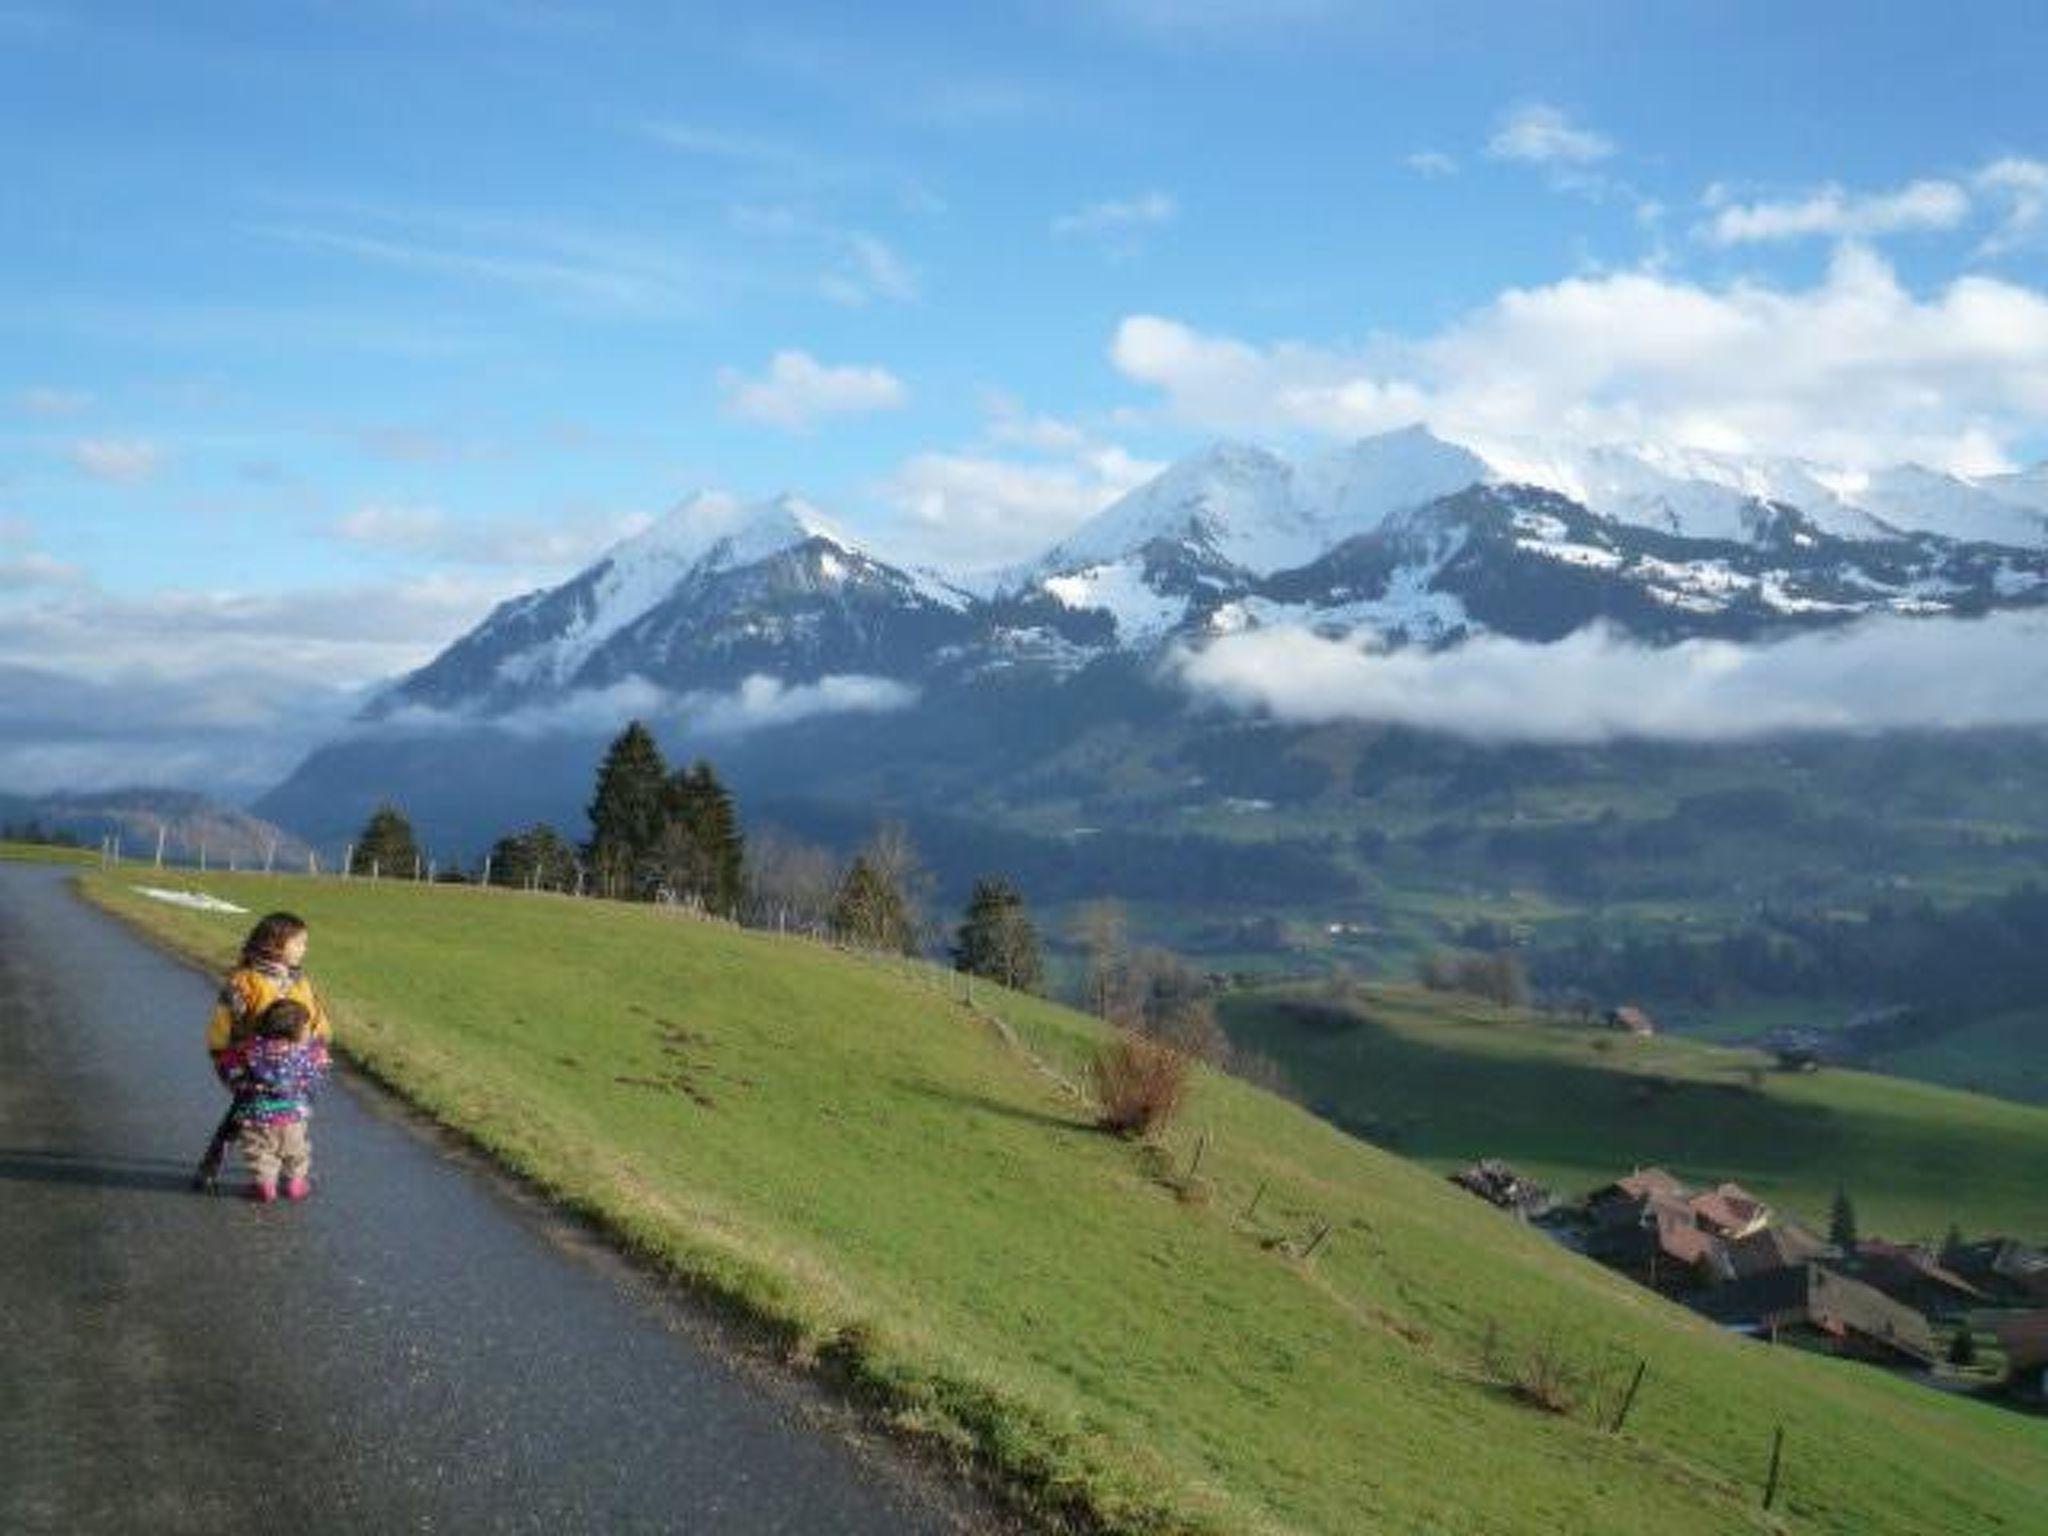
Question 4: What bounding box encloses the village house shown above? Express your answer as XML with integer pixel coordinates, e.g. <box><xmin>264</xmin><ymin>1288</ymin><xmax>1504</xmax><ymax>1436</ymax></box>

<box><xmin>1606</xmin><ymin>1005</ymin><xmax>1656</xmax><ymax>1036</ymax></box>
<box><xmin>1944</xmin><ymin>1239</ymin><xmax>2048</xmax><ymax>1307</ymax></box>
<box><xmin>1691</xmin><ymin>1264</ymin><xmax>1939</xmax><ymax>1368</ymax></box>
<box><xmin>1687</xmin><ymin>1181</ymin><xmax>1772</xmax><ymax>1241</ymax></box>
<box><xmin>1992</xmin><ymin>1312</ymin><xmax>2048</xmax><ymax>1404</ymax></box>
<box><xmin>1722</xmin><ymin>1221</ymin><xmax>1830</xmax><ymax>1281</ymax></box>
<box><xmin>1580</xmin><ymin>1170</ymin><xmax>1732</xmax><ymax>1292</ymax></box>
<box><xmin>1846</xmin><ymin>1240</ymin><xmax>1984</xmax><ymax>1319</ymax></box>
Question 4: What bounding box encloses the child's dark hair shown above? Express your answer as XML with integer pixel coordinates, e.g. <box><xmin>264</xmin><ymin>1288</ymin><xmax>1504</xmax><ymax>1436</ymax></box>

<box><xmin>258</xmin><ymin>998</ymin><xmax>312</xmax><ymax>1042</ymax></box>
<box><xmin>241</xmin><ymin>911</ymin><xmax>308</xmax><ymax>966</ymax></box>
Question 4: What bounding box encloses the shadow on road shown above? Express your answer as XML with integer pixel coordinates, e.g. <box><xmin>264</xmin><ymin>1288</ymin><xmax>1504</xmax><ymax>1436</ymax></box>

<box><xmin>0</xmin><ymin>1146</ymin><xmax>197</xmax><ymax>1193</ymax></box>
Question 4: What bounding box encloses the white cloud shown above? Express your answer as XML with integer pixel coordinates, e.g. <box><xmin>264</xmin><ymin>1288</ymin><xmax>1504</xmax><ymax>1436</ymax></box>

<box><xmin>1485</xmin><ymin>104</ymin><xmax>1613</xmax><ymax>166</ymax></box>
<box><xmin>1053</xmin><ymin>190</ymin><xmax>1178</xmax><ymax>241</ymax></box>
<box><xmin>1405</xmin><ymin>151</ymin><xmax>1458</xmax><ymax>179</ymax></box>
<box><xmin>1174</xmin><ymin>613</ymin><xmax>2048</xmax><ymax>742</ymax></box>
<box><xmin>382</xmin><ymin>671</ymin><xmax>917</xmax><ymax>740</ymax></box>
<box><xmin>820</xmin><ymin>232</ymin><xmax>919</xmax><ymax>306</ymax></box>
<box><xmin>0</xmin><ymin>550</ymin><xmax>84</xmax><ymax>591</ymax></box>
<box><xmin>329</xmin><ymin>502</ymin><xmax>652</xmax><ymax>569</ymax></box>
<box><xmin>1702</xmin><ymin>178</ymin><xmax>1970</xmax><ymax>246</ymax></box>
<box><xmin>720</xmin><ymin>350</ymin><xmax>908</xmax><ymax>430</ymax></box>
<box><xmin>14</xmin><ymin>385</ymin><xmax>92</xmax><ymax>415</ymax></box>
<box><xmin>879</xmin><ymin>445</ymin><xmax>1161</xmax><ymax>571</ymax></box>
<box><xmin>1109</xmin><ymin>243</ymin><xmax>2048</xmax><ymax>471</ymax></box>
<box><xmin>69</xmin><ymin>438</ymin><xmax>160</xmax><ymax>483</ymax></box>
<box><xmin>1977</xmin><ymin>156</ymin><xmax>2048</xmax><ymax>254</ymax></box>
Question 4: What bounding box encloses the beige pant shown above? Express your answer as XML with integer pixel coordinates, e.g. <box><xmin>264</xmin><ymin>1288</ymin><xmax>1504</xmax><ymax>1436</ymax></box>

<box><xmin>237</xmin><ymin>1117</ymin><xmax>311</xmax><ymax>1186</ymax></box>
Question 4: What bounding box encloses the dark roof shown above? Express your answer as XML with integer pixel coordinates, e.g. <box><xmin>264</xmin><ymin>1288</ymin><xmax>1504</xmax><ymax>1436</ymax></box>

<box><xmin>1852</xmin><ymin>1240</ymin><xmax>1983</xmax><ymax>1302</ymax></box>
<box><xmin>1690</xmin><ymin>1264</ymin><xmax>1937</xmax><ymax>1364</ymax></box>
<box><xmin>1594</xmin><ymin>1167</ymin><xmax>1689</xmax><ymax>1204</ymax></box>
<box><xmin>1993</xmin><ymin>1311</ymin><xmax>2048</xmax><ymax>1373</ymax></box>
<box><xmin>1724</xmin><ymin>1222</ymin><xmax>1829</xmax><ymax>1280</ymax></box>
<box><xmin>1689</xmin><ymin>1183</ymin><xmax>1770</xmax><ymax>1236</ymax></box>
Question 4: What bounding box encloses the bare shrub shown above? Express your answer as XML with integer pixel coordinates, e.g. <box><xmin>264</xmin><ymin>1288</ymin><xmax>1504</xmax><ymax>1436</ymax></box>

<box><xmin>1088</xmin><ymin>1030</ymin><xmax>1191</xmax><ymax>1138</ymax></box>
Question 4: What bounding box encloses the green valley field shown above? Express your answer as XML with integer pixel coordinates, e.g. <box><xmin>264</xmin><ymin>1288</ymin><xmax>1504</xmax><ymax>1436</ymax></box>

<box><xmin>84</xmin><ymin>867</ymin><xmax>2048</xmax><ymax>1536</ymax></box>
<box><xmin>1218</xmin><ymin>984</ymin><xmax>2048</xmax><ymax>1241</ymax></box>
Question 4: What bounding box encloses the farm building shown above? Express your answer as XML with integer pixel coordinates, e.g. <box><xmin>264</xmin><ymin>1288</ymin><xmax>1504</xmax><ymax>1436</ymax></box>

<box><xmin>1722</xmin><ymin>1222</ymin><xmax>1831</xmax><ymax>1281</ymax></box>
<box><xmin>1846</xmin><ymin>1240</ymin><xmax>1984</xmax><ymax>1319</ymax></box>
<box><xmin>1688</xmin><ymin>1182</ymin><xmax>1772</xmax><ymax>1241</ymax></box>
<box><xmin>1944</xmin><ymin>1239</ymin><xmax>2048</xmax><ymax>1306</ymax></box>
<box><xmin>1690</xmin><ymin>1264</ymin><xmax>1938</xmax><ymax>1368</ymax></box>
<box><xmin>1606</xmin><ymin>1005</ymin><xmax>1657</xmax><ymax>1036</ymax></box>
<box><xmin>1992</xmin><ymin>1312</ymin><xmax>2048</xmax><ymax>1403</ymax></box>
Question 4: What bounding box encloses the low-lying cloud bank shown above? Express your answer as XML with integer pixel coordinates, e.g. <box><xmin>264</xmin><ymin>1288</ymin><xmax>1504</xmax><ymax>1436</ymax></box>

<box><xmin>378</xmin><ymin>672</ymin><xmax>920</xmax><ymax>740</ymax></box>
<box><xmin>1172</xmin><ymin>613</ymin><xmax>2048</xmax><ymax>742</ymax></box>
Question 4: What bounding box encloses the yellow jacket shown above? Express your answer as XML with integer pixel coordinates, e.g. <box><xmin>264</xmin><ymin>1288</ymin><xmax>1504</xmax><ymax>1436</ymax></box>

<box><xmin>205</xmin><ymin>964</ymin><xmax>332</xmax><ymax>1053</ymax></box>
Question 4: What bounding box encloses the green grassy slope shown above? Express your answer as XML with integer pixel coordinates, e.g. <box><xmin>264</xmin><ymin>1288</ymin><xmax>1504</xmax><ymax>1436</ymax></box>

<box><xmin>1866</xmin><ymin>1009</ymin><xmax>2048</xmax><ymax>1110</ymax></box>
<box><xmin>1219</xmin><ymin>985</ymin><xmax>2048</xmax><ymax>1241</ymax></box>
<box><xmin>1</xmin><ymin>839</ymin><xmax>97</xmax><ymax>865</ymax></box>
<box><xmin>83</xmin><ymin>871</ymin><xmax>2047</xmax><ymax>1536</ymax></box>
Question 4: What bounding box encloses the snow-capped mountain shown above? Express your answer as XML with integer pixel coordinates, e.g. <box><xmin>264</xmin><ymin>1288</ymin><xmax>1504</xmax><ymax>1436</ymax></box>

<box><xmin>368</xmin><ymin>493</ymin><xmax>975</xmax><ymax>718</ymax></box>
<box><xmin>362</xmin><ymin>428</ymin><xmax>2048</xmax><ymax>725</ymax></box>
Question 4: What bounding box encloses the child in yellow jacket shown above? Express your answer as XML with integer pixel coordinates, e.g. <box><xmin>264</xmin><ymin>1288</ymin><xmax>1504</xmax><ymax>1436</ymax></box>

<box><xmin>192</xmin><ymin>910</ymin><xmax>331</xmax><ymax>1193</ymax></box>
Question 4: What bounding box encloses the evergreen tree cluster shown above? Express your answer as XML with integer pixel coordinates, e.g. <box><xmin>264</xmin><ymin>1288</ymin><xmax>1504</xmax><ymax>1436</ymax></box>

<box><xmin>585</xmin><ymin>720</ymin><xmax>745</xmax><ymax>912</ymax></box>
<box><xmin>486</xmin><ymin>823</ymin><xmax>580</xmax><ymax>891</ymax></box>
<box><xmin>350</xmin><ymin>802</ymin><xmax>422</xmax><ymax>878</ymax></box>
<box><xmin>949</xmin><ymin>876</ymin><xmax>1043</xmax><ymax>992</ymax></box>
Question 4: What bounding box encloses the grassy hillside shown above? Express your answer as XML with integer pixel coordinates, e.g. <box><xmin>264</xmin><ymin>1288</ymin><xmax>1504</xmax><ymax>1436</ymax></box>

<box><xmin>84</xmin><ymin>870</ymin><xmax>2047</xmax><ymax>1535</ymax></box>
<box><xmin>1219</xmin><ymin>984</ymin><xmax>2048</xmax><ymax>1242</ymax></box>
<box><xmin>1</xmin><ymin>839</ymin><xmax>97</xmax><ymax>865</ymax></box>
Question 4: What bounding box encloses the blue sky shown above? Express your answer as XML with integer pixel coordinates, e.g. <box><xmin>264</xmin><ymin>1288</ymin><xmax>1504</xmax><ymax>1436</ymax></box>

<box><xmin>2</xmin><ymin>0</ymin><xmax>2046</xmax><ymax>792</ymax></box>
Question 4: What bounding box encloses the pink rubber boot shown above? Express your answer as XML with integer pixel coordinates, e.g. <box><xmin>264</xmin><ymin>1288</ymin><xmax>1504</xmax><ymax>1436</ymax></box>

<box><xmin>282</xmin><ymin>1176</ymin><xmax>311</xmax><ymax>1201</ymax></box>
<box><xmin>250</xmin><ymin>1180</ymin><xmax>277</xmax><ymax>1203</ymax></box>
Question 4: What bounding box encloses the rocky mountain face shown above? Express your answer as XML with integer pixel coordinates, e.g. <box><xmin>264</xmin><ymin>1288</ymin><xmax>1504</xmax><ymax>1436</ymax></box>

<box><xmin>368</xmin><ymin>428</ymin><xmax>2048</xmax><ymax>726</ymax></box>
<box><xmin>263</xmin><ymin>428</ymin><xmax>2048</xmax><ymax>853</ymax></box>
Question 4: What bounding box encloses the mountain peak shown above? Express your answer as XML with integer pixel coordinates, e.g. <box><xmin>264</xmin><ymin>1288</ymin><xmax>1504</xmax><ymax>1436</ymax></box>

<box><xmin>608</xmin><ymin>491</ymin><xmax>845</xmax><ymax>580</ymax></box>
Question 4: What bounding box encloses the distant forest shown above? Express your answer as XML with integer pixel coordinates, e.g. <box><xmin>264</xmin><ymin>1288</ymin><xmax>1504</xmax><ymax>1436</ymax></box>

<box><xmin>1531</xmin><ymin>882</ymin><xmax>2048</xmax><ymax>1021</ymax></box>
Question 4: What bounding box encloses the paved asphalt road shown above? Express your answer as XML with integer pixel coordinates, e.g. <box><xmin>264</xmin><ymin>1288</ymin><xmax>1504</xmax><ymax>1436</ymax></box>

<box><xmin>0</xmin><ymin>863</ymin><xmax>985</xmax><ymax>1534</ymax></box>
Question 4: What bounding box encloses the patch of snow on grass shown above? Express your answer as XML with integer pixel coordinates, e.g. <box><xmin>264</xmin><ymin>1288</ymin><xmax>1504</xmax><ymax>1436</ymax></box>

<box><xmin>132</xmin><ymin>886</ymin><xmax>248</xmax><ymax>914</ymax></box>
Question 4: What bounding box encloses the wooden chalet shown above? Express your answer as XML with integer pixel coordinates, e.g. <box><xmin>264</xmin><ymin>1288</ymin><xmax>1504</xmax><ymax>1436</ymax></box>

<box><xmin>1992</xmin><ymin>1311</ymin><xmax>2048</xmax><ymax>1403</ymax></box>
<box><xmin>1722</xmin><ymin>1221</ymin><xmax>1830</xmax><ymax>1281</ymax></box>
<box><xmin>1690</xmin><ymin>1263</ymin><xmax>1938</xmax><ymax>1368</ymax></box>
<box><xmin>1606</xmin><ymin>1005</ymin><xmax>1656</xmax><ymax>1036</ymax></box>
<box><xmin>1944</xmin><ymin>1239</ymin><xmax>2048</xmax><ymax>1306</ymax></box>
<box><xmin>1687</xmin><ymin>1181</ymin><xmax>1771</xmax><ymax>1241</ymax></box>
<box><xmin>1847</xmin><ymin>1240</ymin><xmax>1984</xmax><ymax>1319</ymax></box>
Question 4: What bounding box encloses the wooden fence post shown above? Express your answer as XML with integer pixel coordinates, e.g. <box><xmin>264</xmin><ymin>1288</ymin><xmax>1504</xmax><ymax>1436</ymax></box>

<box><xmin>1610</xmin><ymin>1360</ymin><xmax>1647</xmax><ymax>1433</ymax></box>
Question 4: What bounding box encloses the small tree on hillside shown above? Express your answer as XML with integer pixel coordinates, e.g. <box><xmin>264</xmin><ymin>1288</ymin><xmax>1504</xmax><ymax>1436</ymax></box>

<box><xmin>586</xmin><ymin>720</ymin><xmax>668</xmax><ymax>898</ymax></box>
<box><xmin>658</xmin><ymin>760</ymin><xmax>744</xmax><ymax>914</ymax></box>
<box><xmin>1072</xmin><ymin>898</ymin><xmax>1132</xmax><ymax>1020</ymax></box>
<box><xmin>487</xmin><ymin>823</ymin><xmax>579</xmax><ymax>891</ymax></box>
<box><xmin>351</xmin><ymin>803</ymin><xmax>421</xmax><ymax>878</ymax></box>
<box><xmin>831</xmin><ymin>854</ymin><xmax>915</xmax><ymax>954</ymax></box>
<box><xmin>951</xmin><ymin>876</ymin><xmax>1044</xmax><ymax>994</ymax></box>
<box><xmin>743</xmin><ymin>826</ymin><xmax>841</xmax><ymax>932</ymax></box>
<box><xmin>1829</xmin><ymin>1186</ymin><xmax>1859</xmax><ymax>1252</ymax></box>
<box><xmin>1128</xmin><ymin>946</ymin><xmax>1229</xmax><ymax>1063</ymax></box>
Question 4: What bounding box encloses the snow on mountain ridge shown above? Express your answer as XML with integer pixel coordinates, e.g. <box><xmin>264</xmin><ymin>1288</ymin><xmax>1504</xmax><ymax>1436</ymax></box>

<box><xmin>514</xmin><ymin>492</ymin><xmax>859</xmax><ymax>688</ymax></box>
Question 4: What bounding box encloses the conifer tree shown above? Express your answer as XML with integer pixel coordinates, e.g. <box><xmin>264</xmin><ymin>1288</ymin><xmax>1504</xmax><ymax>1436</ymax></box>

<box><xmin>487</xmin><ymin>823</ymin><xmax>578</xmax><ymax>891</ymax></box>
<box><xmin>586</xmin><ymin>720</ymin><xmax>667</xmax><ymax>897</ymax></box>
<box><xmin>659</xmin><ymin>760</ymin><xmax>745</xmax><ymax>914</ymax></box>
<box><xmin>350</xmin><ymin>802</ymin><xmax>421</xmax><ymax>877</ymax></box>
<box><xmin>1828</xmin><ymin>1186</ymin><xmax>1859</xmax><ymax>1251</ymax></box>
<box><xmin>831</xmin><ymin>854</ymin><xmax>914</xmax><ymax>953</ymax></box>
<box><xmin>951</xmin><ymin>876</ymin><xmax>1044</xmax><ymax>994</ymax></box>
